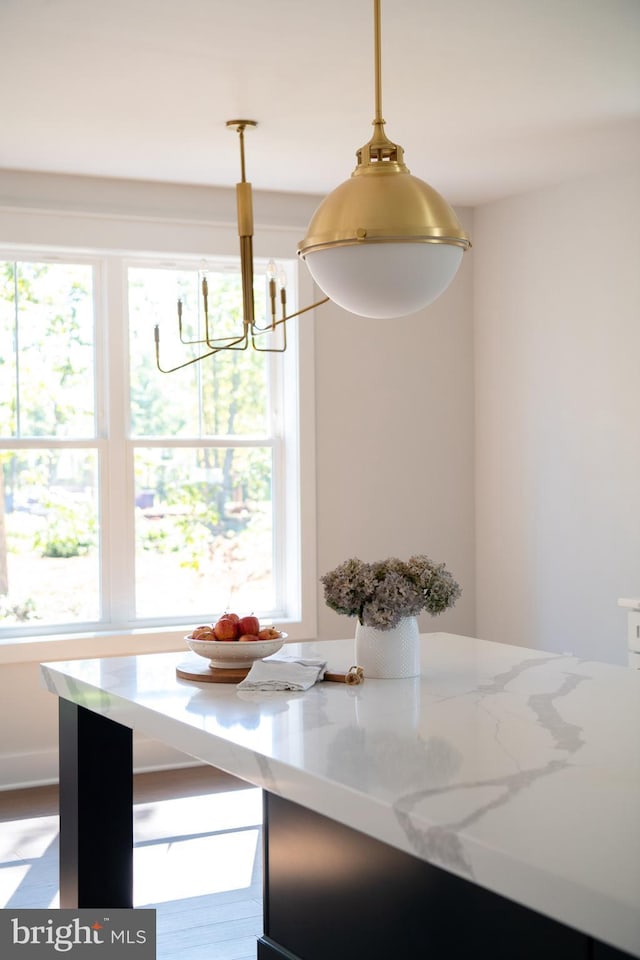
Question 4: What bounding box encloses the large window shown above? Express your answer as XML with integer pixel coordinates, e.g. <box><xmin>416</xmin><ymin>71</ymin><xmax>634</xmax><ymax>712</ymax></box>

<box><xmin>0</xmin><ymin>254</ymin><xmax>304</xmax><ymax>637</ymax></box>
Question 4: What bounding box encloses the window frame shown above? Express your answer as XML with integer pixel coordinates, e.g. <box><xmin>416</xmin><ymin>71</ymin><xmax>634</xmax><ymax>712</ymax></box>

<box><xmin>0</xmin><ymin>242</ymin><xmax>317</xmax><ymax>652</ymax></box>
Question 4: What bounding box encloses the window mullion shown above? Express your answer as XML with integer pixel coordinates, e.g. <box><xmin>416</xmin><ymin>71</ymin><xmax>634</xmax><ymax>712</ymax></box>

<box><xmin>101</xmin><ymin>257</ymin><xmax>136</xmax><ymax>626</ymax></box>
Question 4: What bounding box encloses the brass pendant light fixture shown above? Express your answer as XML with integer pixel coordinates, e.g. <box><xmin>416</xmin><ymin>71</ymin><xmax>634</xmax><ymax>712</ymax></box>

<box><xmin>298</xmin><ymin>0</ymin><xmax>471</xmax><ymax>319</ymax></box>
<box><xmin>155</xmin><ymin>0</ymin><xmax>470</xmax><ymax>372</ymax></box>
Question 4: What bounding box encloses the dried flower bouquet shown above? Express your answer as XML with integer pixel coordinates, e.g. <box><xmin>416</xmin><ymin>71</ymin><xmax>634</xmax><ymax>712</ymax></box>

<box><xmin>321</xmin><ymin>555</ymin><xmax>461</xmax><ymax>631</ymax></box>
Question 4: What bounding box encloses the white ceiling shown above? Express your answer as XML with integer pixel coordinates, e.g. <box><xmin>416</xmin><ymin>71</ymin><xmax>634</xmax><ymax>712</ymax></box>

<box><xmin>2</xmin><ymin>0</ymin><xmax>639</xmax><ymax>206</ymax></box>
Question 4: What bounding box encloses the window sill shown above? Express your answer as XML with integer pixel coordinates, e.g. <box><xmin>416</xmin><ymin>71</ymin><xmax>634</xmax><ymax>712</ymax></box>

<box><xmin>0</xmin><ymin>627</ymin><xmax>191</xmax><ymax>665</ymax></box>
<box><xmin>0</xmin><ymin>621</ymin><xmax>311</xmax><ymax>665</ymax></box>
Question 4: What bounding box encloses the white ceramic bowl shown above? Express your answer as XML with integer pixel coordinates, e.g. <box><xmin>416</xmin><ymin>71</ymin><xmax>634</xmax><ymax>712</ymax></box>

<box><xmin>185</xmin><ymin>633</ymin><xmax>287</xmax><ymax>669</ymax></box>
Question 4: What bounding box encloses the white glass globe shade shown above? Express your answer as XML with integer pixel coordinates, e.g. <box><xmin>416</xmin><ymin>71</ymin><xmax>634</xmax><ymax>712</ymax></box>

<box><xmin>303</xmin><ymin>242</ymin><xmax>464</xmax><ymax>319</ymax></box>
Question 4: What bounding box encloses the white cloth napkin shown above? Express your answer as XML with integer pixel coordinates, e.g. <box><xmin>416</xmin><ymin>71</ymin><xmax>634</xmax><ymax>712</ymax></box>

<box><xmin>237</xmin><ymin>656</ymin><xmax>327</xmax><ymax>691</ymax></box>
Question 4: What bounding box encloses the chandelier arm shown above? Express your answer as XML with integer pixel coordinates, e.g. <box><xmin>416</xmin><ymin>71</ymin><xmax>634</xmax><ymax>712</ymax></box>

<box><xmin>155</xmin><ymin>348</ymin><xmax>221</xmax><ymax>374</ymax></box>
<box><xmin>179</xmin><ymin>324</ymin><xmax>252</xmax><ymax>347</ymax></box>
<box><xmin>154</xmin><ymin>338</ymin><xmax>226</xmax><ymax>374</ymax></box>
<box><xmin>249</xmin><ymin>296</ymin><xmax>329</xmax><ymax>334</ymax></box>
<box><xmin>252</xmin><ymin>284</ymin><xmax>287</xmax><ymax>350</ymax></box>
<box><xmin>177</xmin><ymin>285</ymin><xmax>248</xmax><ymax>348</ymax></box>
<box><xmin>204</xmin><ymin>333</ymin><xmax>250</xmax><ymax>349</ymax></box>
<box><xmin>202</xmin><ymin>323</ymin><xmax>249</xmax><ymax>350</ymax></box>
<box><xmin>181</xmin><ymin>331</ymin><xmax>243</xmax><ymax>346</ymax></box>
<box><xmin>177</xmin><ymin>298</ymin><xmax>201</xmax><ymax>344</ymax></box>
<box><xmin>268</xmin><ymin>275</ymin><xmax>278</xmax><ymax>329</ymax></box>
<box><xmin>179</xmin><ymin>310</ymin><xmax>229</xmax><ymax>347</ymax></box>
<box><xmin>252</xmin><ymin>323</ymin><xmax>286</xmax><ymax>353</ymax></box>
<box><xmin>154</xmin><ymin>324</ymin><xmax>250</xmax><ymax>373</ymax></box>
<box><xmin>179</xmin><ymin>331</ymin><xmax>209</xmax><ymax>346</ymax></box>
<box><xmin>251</xmin><ymin>318</ymin><xmax>277</xmax><ymax>333</ymax></box>
<box><xmin>178</xmin><ymin>313</ymin><xmax>251</xmax><ymax>347</ymax></box>
<box><xmin>204</xmin><ymin>335</ymin><xmax>249</xmax><ymax>352</ymax></box>
<box><xmin>273</xmin><ymin>296</ymin><xmax>330</xmax><ymax>328</ymax></box>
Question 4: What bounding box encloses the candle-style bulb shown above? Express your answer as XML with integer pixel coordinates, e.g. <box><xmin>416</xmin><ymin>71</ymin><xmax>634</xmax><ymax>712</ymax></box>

<box><xmin>278</xmin><ymin>268</ymin><xmax>287</xmax><ymax>290</ymax></box>
<box><xmin>267</xmin><ymin>259</ymin><xmax>277</xmax><ymax>282</ymax></box>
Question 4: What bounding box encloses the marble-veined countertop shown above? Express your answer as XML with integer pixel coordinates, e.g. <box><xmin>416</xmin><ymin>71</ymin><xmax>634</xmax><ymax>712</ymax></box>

<box><xmin>40</xmin><ymin>633</ymin><xmax>640</xmax><ymax>957</ymax></box>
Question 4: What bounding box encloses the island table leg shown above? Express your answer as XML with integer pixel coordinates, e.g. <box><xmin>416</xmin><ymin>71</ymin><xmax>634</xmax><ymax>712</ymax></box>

<box><xmin>58</xmin><ymin>699</ymin><xmax>133</xmax><ymax>908</ymax></box>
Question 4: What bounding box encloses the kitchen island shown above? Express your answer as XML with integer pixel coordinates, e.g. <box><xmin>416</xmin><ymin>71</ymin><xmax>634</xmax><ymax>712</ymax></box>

<box><xmin>40</xmin><ymin>633</ymin><xmax>640</xmax><ymax>959</ymax></box>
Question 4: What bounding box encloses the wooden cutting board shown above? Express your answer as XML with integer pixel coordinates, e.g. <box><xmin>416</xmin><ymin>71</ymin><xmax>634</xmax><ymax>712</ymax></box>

<box><xmin>176</xmin><ymin>660</ymin><xmax>251</xmax><ymax>684</ymax></box>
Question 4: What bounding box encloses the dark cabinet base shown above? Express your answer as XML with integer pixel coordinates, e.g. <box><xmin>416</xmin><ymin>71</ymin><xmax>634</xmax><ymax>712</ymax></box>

<box><xmin>261</xmin><ymin>793</ymin><xmax>633</xmax><ymax>960</ymax></box>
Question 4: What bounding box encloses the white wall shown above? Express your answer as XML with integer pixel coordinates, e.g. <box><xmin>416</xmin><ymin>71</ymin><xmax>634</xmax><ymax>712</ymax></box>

<box><xmin>474</xmin><ymin>168</ymin><xmax>640</xmax><ymax>664</ymax></box>
<box><xmin>315</xmin><ymin>246</ymin><xmax>476</xmax><ymax>640</ymax></box>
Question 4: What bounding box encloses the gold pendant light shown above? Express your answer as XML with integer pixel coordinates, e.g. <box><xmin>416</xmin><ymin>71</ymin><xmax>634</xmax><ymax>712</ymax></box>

<box><xmin>298</xmin><ymin>0</ymin><xmax>470</xmax><ymax>319</ymax></box>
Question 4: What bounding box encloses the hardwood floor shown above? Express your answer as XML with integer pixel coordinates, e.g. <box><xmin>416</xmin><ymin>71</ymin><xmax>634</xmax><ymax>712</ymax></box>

<box><xmin>0</xmin><ymin>766</ymin><xmax>264</xmax><ymax>960</ymax></box>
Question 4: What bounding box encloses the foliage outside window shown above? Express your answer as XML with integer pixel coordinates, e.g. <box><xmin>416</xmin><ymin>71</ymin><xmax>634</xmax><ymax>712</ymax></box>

<box><xmin>0</xmin><ymin>256</ymin><xmax>300</xmax><ymax>635</ymax></box>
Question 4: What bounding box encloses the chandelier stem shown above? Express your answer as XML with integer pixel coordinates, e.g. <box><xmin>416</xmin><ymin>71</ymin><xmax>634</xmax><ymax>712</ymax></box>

<box><xmin>239</xmin><ymin>235</ymin><xmax>255</xmax><ymax>330</ymax></box>
<box><xmin>239</xmin><ymin>126</ymin><xmax>247</xmax><ymax>182</ymax></box>
<box><xmin>229</xmin><ymin>124</ymin><xmax>257</xmax><ymax>333</ymax></box>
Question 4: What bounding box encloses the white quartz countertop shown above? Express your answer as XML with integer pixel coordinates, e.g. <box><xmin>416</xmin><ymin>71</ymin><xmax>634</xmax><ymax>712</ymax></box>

<box><xmin>40</xmin><ymin>633</ymin><xmax>640</xmax><ymax>957</ymax></box>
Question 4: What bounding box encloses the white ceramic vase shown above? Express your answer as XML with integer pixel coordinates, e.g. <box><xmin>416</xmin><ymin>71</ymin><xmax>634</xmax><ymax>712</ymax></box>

<box><xmin>354</xmin><ymin>616</ymin><xmax>420</xmax><ymax>679</ymax></box>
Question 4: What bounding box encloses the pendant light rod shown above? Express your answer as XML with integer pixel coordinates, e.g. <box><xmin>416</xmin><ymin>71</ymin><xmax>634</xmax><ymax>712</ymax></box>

<box><xmin>373</xmin><ymin>0</ymin><xmax>383</xmax><ymax>125</ymax></box>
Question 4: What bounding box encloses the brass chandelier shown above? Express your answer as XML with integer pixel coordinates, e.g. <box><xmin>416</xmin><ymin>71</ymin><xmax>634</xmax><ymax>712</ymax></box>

<box><xmin>154</xmin><ymin>119</ymin><xmax>329</xmax><ymax>373</ymax></box>
<box><xmin>155</xmin><ymin>0</ymin><xmax>470</xmax><ymax>373</ymax></box>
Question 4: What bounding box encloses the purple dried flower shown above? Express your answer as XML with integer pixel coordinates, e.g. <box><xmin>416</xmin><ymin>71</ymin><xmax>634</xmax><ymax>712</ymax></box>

<box><xmin>321</xmin><ymin>553</ymin><xmax>461</xmax><ymax>632</ymax></box>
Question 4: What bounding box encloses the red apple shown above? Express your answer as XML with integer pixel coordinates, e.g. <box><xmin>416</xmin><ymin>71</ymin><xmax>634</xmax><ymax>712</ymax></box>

<box><xmin>258</xmin><ymin>627</ymin><xmax>281</xmax><ymax>640</ymax></box>
<box><xmin>213</xmin><ymin>616</ymin><xmax>239</xmax><ymax>640</ymax></box>
<box><xmin>192</xmin><ymin>626</ymin><xmax>214</xmax><ymax>640</ymax></box>
<box><xmin>225</xmin><ymin>612</ymin><xmax>240</xmax><ymax>624</ymax></box>
<box><xmin>238</xmin><ymin>634</ymin><xmax>260</xmax><ymax>642</ymax></box>
<box><xmin>238</xmin><ymin>614</ymin><xmax>260</xmax><ymax>636</ymax></box>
